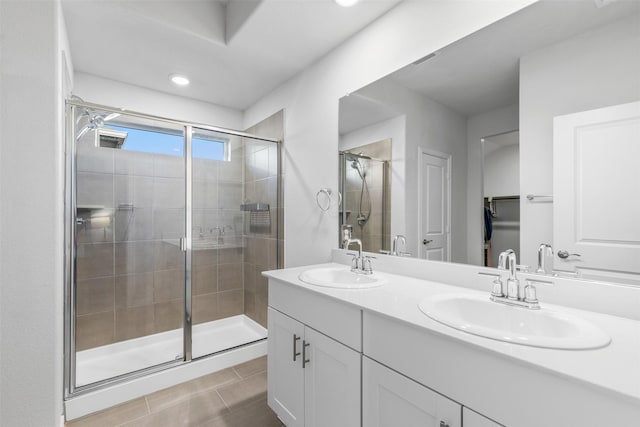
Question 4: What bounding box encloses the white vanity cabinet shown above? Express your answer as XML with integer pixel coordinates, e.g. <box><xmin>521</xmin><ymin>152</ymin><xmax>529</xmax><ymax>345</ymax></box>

<box><xmin>462</xmin><ymin>408</ymin><xmax>502</xmax><ymax>427</ymax></box>
<box><xmin>363</xmin><ymin>357</ymin><xmax>461</xmax><ymax>427</ymax></box>
<box><xmin>267</xmin><ymin>280</ymin><xmax>362</xmax><ymax>427</ymax></box>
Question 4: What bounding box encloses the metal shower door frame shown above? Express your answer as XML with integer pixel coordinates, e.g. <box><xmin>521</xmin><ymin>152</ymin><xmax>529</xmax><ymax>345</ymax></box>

<box><xmin>63</xmin><ymin>100</ymin><xmax>279</xmax><ymax>398</ymax></box>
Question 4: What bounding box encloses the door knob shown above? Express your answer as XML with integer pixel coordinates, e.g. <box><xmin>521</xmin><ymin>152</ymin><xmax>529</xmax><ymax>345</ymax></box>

<box><xmin>423</xmin><ymin>239</ymin><xmax>433</xmax><ymax>245</ymax></box>
<box><xmin>557</xmin><ymin>250</ymin><xmax>581</xmax><ymax>259</ymax></box>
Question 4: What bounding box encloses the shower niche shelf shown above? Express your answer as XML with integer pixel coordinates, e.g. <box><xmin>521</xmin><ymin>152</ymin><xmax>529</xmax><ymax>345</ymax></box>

<box><xmin>240</xmin><ymin>203</ymin><xmax>270</xmax><ymax>212</ymax></box>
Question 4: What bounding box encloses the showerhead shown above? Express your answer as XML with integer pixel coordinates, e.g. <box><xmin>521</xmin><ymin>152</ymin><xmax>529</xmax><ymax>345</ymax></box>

<box><xmin>76</xmin><ymin>108</ymin><xmax>121</xmax><ymax>140</ymax></box>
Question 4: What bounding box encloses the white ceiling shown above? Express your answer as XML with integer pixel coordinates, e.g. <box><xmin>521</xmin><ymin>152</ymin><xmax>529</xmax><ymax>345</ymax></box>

<box><xmin>340</xmin><ymin>0</ymin><xmax>640</xmax><ymax>133</ymax></box>
<box><xmin>62</xmin><ymin>0</ymin><xmax>403</xmax><ymax>110</ymax></box>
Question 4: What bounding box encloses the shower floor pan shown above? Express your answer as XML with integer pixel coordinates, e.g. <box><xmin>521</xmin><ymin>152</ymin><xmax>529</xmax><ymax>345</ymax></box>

<box><xmin>76</xmin><ymin>314</ymin><xmax>266</xmax><ymax>387</ymax></box>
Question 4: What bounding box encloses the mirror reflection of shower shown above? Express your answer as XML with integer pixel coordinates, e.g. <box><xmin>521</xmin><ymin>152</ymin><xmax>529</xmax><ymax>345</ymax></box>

<box><xmin>339</xmin><ymin>139</ymin><xmax>391</xmax><ymax>254</ymax></box>
<box><xmin>348</xmin><ymin>153</ymin><xmax>372</xmax><ymax>227</ymax></box>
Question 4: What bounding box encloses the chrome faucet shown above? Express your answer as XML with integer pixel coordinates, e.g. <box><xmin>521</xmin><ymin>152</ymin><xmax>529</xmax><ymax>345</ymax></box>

<box><xmin>341</xmin><ymin>224</ymin><xmax>353</xmax><ymax>249</ymax></box>
<box><xmin>493</xmin><ymin>249</ymin><xmax>539</xmax><ymax>309</ymax></box>
<box><xmin>536</xmin><ymin>243</ymin><xmax>554</xmax><ymax>274</ymax></box>
<box><xmin>345</xmin><ymin>238</ymin><xmax>374</xmax><ymax>274</ymax></box>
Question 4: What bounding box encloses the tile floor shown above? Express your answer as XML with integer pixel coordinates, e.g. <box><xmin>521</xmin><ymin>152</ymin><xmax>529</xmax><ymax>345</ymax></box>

<box><xmin>66</xmin><ymin>356</ymin><xmax>283</xmax><ymax>427</ymax></box>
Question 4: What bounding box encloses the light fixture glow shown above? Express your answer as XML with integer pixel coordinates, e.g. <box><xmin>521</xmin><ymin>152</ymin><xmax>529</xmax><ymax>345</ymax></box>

<box><xmin>170</xmin><ymin>74</ymin><xmax>190</xmax><ymax>86</ymax></box>
<box><xmin>334</xmin><ymin>0</ymin><xmax>359</xmax><ymax>7</ymax></box>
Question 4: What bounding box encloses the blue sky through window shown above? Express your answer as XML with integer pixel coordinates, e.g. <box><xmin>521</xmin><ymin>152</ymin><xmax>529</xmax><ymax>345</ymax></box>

<box><xmin>106</xmin><ymin>125</ymin><xmax>226</xmax><ymax>161</ymax></box>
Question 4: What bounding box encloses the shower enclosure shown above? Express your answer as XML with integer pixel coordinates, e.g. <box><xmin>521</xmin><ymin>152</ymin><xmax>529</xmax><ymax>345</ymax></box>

<box><xmin>64</xmin><ymin>100</ymin><xmax>281</xmax><ymax>407</ymax></box>
<box><xmin>339</xmin><ymin>151</ymin><xmax>390</xmax><ymax>253</ymax></box>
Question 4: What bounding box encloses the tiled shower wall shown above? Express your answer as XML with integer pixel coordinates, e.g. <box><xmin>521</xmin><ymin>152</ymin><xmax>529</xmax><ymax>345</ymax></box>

<box><xmin>74</xmin><ymin>112</ymin><xmax>284</xmax><ymax>351</ymax></box>
<box><xmin>243</xmin><ymin>110</ymin><xmax>284</xmax><ymax>328</ymax></box>
<box><xmin>75</xmin><ymin>134</ymin><xmax>246</xmax><ymax>351</ymax></box>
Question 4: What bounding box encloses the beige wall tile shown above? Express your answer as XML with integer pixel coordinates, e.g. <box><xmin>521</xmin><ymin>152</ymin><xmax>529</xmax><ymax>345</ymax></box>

<box><xmin>193</xmin><ymin>293</ymin><xmax>219</xmax><ymax>324</ymax></box>
<box><xmin>114</xmin><ymin>175</ymin><xmax>154</xmax><ymax>208</ymax></box>
<box><xmin>115</xmin><ymin>241</ymin><xmax>156</xmax><ymax>275</ymax></box>
<box><xmin>76</xmin><ymin>209</ymin><xmax>113</xmax><ymax>244</ymax></box>
<box><xmin>193</xmin><ymin>264</ymin><xmax>218</xmax><ymax>295</ymax></box>
<box><xmin>76</xmin><ymin>243</ymin><xmax>114</xmax><ymax>280</ymax></box>
<box><xmin>77</xmin><ymin>145</ymin><xmax>114</xmax><ymax>174</ymax></box>
<box><xmin>152</xmin><ymin>208</ymin><xmax>184</xmax><ymax>240</ymax></box>
<box><xmin>193</xmin><ymin>179</ymin><xmax>219</xmax><ymax>210</ymax></box>
<box><xmin>219</xmin><ymin>246</ymin><xmax>243</xmax><ymax>264</ymax></box>
<box><xmin>77</xmin><ymin>172</ymin><xmax>114</xmax><ymax>209</ymax></box>
<box><xmin>218</xmin><ymin>263</ymin><xmax>243</xmax><ymax>291</ymax></box>
<box><xmin>76</xmin><ymin>276</ymin><xmax>114</xmax><ymax>316</ymax></box>
<box><xmin>153</xmin><ymin>177</ymin><xmax>185</xmax><ymax>209</ymax></box>
<box><xmin>76</xmin><ymin>311</ymin><xmax>114</xmax><ymax>351</ymax></box>
<box><xmin>154</xmin><ymin>300</ymin><xmax>183</xmax><ymax>333</ymax></box>
<box><xmin>153</xmin><ymin>240</ymin><xmax>185</xmax><ymax>271</ymax></box>
<box><xmin>115</xmin><ymin>305</ymin><xmax>155</xmax><ymax>341</ymax></box>
<box><xmin>192</xmin><ymin>247</ymin><xmax>218</xmax><ymax>267</ymax></box>
<box><xmin>115</xmin><ymin>272</ymin><xmax>154</xmax><ymax>309</ymax></box>
<box><xmin>113</xmin><ymin>207</ymin><xmax>153</xmax><ymax>242</ymax></box>
<box><xmin>153</xmin><ymin>268</ymin><xmax>184</xmax><ymax>303</ymax></box>
<box><xmin>218</xmin><ymin>290</ymin><xmax>243</xmax><ymax>319</ymax></box>
<box><xmin>114</xmin><ymin>149</ymin><xmax>154</xmax><ymax>177</ymax></box>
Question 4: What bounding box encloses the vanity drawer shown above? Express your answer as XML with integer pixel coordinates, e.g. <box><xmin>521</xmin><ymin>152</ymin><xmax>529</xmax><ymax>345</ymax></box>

<box><xmin>269</xmin><ymin>279</ymin><xmax>361</xmax><ymax>351</ymax></box>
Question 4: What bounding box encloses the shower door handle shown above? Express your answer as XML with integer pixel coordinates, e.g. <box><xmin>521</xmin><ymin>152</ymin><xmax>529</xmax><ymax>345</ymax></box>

<box><xmin>292</xmin><ymin>334</ymin><xmax>301</xmax><ymax>362</ymax></box>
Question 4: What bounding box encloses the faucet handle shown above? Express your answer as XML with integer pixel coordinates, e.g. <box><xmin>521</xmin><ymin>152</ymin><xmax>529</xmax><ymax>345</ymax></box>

<box><xmin>362</xmin><ymin>257</ymin><xmax>373</xmax><ymax>274</ymax></box>
<box><xmin>478</xmin><ymin>272</ymin><xmax>504</xmax><ymax>297</ymax></box>
<box><xmin>523</xmin><ymin>280</ymin><xmax>539</xmax><ymax>305</ymax></box>
<box><xmin>347</xmin><ymin>252</ymin><xmax>359</xmax><ymax>270</ymax></box>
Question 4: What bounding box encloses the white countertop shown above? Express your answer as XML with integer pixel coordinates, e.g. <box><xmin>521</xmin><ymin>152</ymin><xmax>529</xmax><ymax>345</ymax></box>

<box><xmin>264</xmin><ymin>263</ymin><xmax>640</xmax><ymax>404</ymax></box>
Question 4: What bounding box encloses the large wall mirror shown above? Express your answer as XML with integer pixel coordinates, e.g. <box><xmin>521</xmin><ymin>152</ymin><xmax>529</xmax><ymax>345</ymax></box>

<box><xmin>338</xmin><ymin>0</ymin><xmax>640</xmax><ymax>284</ymax></box>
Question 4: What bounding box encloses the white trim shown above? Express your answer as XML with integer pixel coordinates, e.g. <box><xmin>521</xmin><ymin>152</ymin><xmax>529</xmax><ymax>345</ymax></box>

<box><xmin>417</xmin><ymin>147</ymin><xmax>452</xmax><ymax>261</ymax></box>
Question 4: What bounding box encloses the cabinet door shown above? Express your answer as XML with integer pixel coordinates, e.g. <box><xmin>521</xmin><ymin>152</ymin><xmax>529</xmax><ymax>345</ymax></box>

<box><xmin>363</xmin><ymin>357</ymin><xmax>460</xmax><ymax>427</ymax></box>
<box><xmin>463</xmin><ymin>408</ymin><xmax>503</xmax><ymax>427</ymax></box>
<box><xmin>268</xmin><ymin>308</ymin><xmax>305</xmax><ymax>427</ymax></box>
<box><xmin>304</xmin><ymin>327</ymin><xmax>361</xmax><ymax>427</ymax></box>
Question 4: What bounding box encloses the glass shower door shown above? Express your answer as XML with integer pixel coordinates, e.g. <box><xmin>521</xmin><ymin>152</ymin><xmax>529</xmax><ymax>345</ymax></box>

<box><xmin>190</xmin><ymin>128</ymin><xmax>273</xmax><ymax>359</ymax></box>
<box><xmin>73</xmin><ymin>109</ymin><xmax>186</xmax><ymax>387</ymax></box>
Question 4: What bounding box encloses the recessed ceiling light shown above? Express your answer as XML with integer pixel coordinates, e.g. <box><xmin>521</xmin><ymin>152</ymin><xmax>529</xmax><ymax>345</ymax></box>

<box><xmin>334</xmin><ymin>0</ymin><xmax>359</xmax><ymax>7</ymax></box>
<box><xmin>170</xmin><ymin>74</ymin><xmax>190</xmax><ymax>86</ymax></box>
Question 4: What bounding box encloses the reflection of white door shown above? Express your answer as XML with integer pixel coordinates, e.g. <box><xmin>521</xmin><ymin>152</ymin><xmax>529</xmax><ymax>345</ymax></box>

<box><xmin>554</xmin><ymin>101</ymin><xmax>640</xmax><ymax>279</ymax></box>
<box><xmin>419</xmin><ymin>149</ymin><xmax>450</xmax><ymax>261</ymax></box>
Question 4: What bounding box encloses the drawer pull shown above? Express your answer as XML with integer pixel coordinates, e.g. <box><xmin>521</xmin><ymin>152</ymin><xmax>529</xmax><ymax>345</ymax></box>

<box><xmin>302</xmin><ymin>340</ymin><xmax>311</xmax><ymax>368</ymax></box>
<box><xmin>293</xmin><ymin>334</ymin><xmax>301</xmax><ymax>362</ymax></box>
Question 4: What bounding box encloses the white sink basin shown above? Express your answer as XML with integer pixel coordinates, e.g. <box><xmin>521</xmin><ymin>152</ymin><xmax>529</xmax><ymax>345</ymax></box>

<box><xmin>298</xmin><ymin>267</ymin><xmax>387</xmax><ymax>289</ymax></box>
<box><xmin>419</xmin><ymin>294</ymin><xmax>611</xmax><ymax>350</ymax></box>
